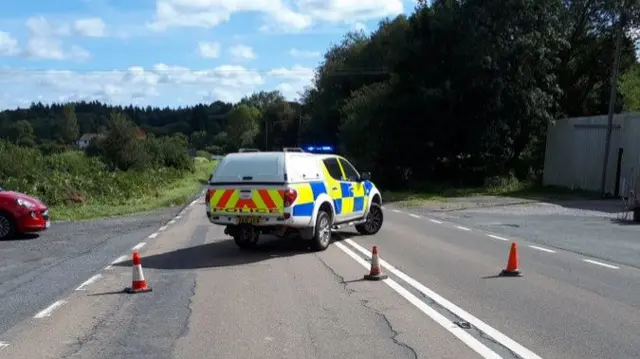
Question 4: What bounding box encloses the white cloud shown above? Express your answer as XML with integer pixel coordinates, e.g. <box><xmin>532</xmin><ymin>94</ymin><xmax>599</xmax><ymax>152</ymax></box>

<box><xmin>268</xmin><ymin>65</ymin><xmax>315</xmax><ymax>100</ymax></box>
<box><xmin>23</xmin><ymin>16</ymin><xmax>95</xmax><ymax>61</ymax></box>
<box><xmin>229</xmin><ymin>44</ymin><xmax>256</xmax><ymax>61</ymax></box>
<box><xmin>289</xmin><ymin>48</ymin><xmax>320</xmax><ymax>58</ymax></box>
<box><xmin>353</xmin><ymin>22</ymin><xmax>367</xmax><ymax>32</ymax></box>
<box><xmin>198</xmin><ymin>41</ymin><xmax>221</xmax><ymax>58</ymax></box>
<box><xmin>0</xmin><ymin>64</ymin><xmax>270</xmax><ymax>109</ymax></box>
<box><xmin>147</xmin><ymin>0</ymin><xmax>401</xmax><ymax>32</ymax></box>
<box><xmin>0</xmin><ymin>31</ymin><xmax>19</xmax><ymax>56</ymax></box>
<box><xmin>297</xmin><ymin>0</ymin><xmax>404</xmax><ymax>23</ymax></box>
<box><xmin>25</xmin><ymin>16</ymin><xmax>70</xmax><ymax>37</ymax></box>
<box><xmin>73</xmin><ymin>17</ymin><xmax>107</xmax><ymax>37</ymax></box>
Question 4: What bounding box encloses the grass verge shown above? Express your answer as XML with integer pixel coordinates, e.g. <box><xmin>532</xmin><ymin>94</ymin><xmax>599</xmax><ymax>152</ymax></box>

<box><xmin>383</xmin><ymin>180</ymin><xmax>600</xmax><ymax>207</ymax></box>
<box><xmin>50</xmin><ymin>158</ymin><xmax>216</xmax><ymax>221</ymax></box>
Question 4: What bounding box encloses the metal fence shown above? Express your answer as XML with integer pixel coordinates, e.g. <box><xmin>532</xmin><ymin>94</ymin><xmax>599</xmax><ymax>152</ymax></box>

<box><xmin>542</xmin><ymin>112</ymin><xmax>640</xmax><ymax>196</ymax></box>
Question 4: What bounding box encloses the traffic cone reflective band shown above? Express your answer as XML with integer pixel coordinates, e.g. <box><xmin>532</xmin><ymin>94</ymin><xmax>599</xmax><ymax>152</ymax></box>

<box><xmin>125</xmin><ymin>251</ymin><xmax>152</xmax><ymax>293</ymax></box>
<box><xmin>500</xmin><ymin>242</ymin><xmax>522</xmax><ymax>277</ymax></box>
<box><xmin>364</xmin><ymin>246</ymin><xmax>388</xmax><ymax>281</ymax></box>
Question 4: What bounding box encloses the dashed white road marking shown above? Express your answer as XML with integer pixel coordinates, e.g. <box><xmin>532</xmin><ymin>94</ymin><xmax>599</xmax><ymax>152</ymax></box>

<box><xmin>528</xmin><ymin>245</ymin><xmax>555</xmax><ymax>253</ymax></box>
<box><xmin>132</xmin><ymin>242</ymin><xmax>146</xmax><ymax>251</ymax></box>
<box><xmin>456</xmin><ymin>225</ymin><xmax>471</xmax><ymax>231</ymax></box>
<box><xmin>342</xmin><ymin>238</ymin><xmax>542</xmax><ymax>359</ymax></box>
<box><xmin>392</xmin><ymin>209</ymin><xmax>402</xmax><ymax>213</ymax></box>
<box><xmin>0</xmin><ymin>342</ymin><xmax>9</xmax><ymax>349</ymax></box>
<box><xmin>75</xmin><ymin>274</ymin><xmax>102</xmax><ymax>291</ymax></box>
<box><xmin>105</xmin><ymin>255</ymin><xmax>128</xmax><ymax>270</ymax></box>
<box><xmin>429</xmin><ymin>219</ymin><xmax>443</xmax><ymax>224</ymax></box>
<box><xmin>381</xmin><ymin>206</ymin><xmax>386</xmax><ymax>209</ymax></box>
<box><xmin>583</xmin><ymin>259</ymin><xmax>619</xmax><ymax>269</ymax></box>
<box><xmin>169</xmin><ymin>219</ymin><xmax>176</xmax><ymax>224</ymax></box>
<box><xmin>409</xmin><ymin>213</ymin><xmax>420</xmax><ymax>218</ymax></box>
<box><xmin>487</xmin><ymin>234</ymin><xmax>509</xmax><ymax>241</ymax></box>
<box><xmin>159</xmin><ymin>225</ymin><xmax>168</xmax><ymax>231</ymax></box>
<box><xmin>148</xmin><ymin>232</ymin><xmax>158</xmax><ymax>239</ymax></box>
<box><xmin>176</xmin><ymin>215</ymin><xmax>182</xmax><ymax>219</ymax></box>
<box><xmin>34</xmin><ymin>300</ymin><xmax>67</xmax><ymax>319</ymax></box>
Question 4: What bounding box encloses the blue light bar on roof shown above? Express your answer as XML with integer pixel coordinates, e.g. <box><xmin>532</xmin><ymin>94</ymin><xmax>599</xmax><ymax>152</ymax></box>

<box><xmin>304</xmin><ymin>145</ymin><xmax>334</xmax><ymax>153</ymax></box>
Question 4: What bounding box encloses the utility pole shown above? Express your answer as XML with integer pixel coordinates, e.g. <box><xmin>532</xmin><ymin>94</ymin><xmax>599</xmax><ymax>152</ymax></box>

<box><xmin>600</xmin><ymin>5</ymin><xmax>626</xmax><ymax>197</ymax></box>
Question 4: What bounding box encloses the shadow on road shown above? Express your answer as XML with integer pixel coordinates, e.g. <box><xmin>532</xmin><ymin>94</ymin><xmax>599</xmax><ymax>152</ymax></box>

<box><xmin>114</xmin><ymin>235</ymin><xmax>336</xmax><ymax>270</ymax></box>
<box><xmin>610</xmin><ymin>218</ymin><xmax>640</xmax><ymax>226</ymax></box>
<box><xmin>1</xmin><ymin>233</ymin><xmax>40</xmax><ymax>241</ymax></box>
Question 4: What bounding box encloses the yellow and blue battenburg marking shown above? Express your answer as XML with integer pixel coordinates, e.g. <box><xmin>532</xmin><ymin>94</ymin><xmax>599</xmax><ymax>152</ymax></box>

<box><xmin>290</xmin><ymin>180</ymin><xmax>375</xmax><ymax>217</ymax></box>
<box><xmin>291</xmin><ymin>181</ymin><xmax>327</xmax><ymax>216</ymax></box>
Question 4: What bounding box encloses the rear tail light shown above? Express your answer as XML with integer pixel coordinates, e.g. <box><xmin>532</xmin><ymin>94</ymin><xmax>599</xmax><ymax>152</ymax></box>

<box><xmin>206</xmin><ymin>188</ymin><xmax>215</xmax><ymax>203</ymax></box>
<box><xmin>283</xmin><ymin>188</ymin><xmax>298</xmax><ymax>207</ymax></box>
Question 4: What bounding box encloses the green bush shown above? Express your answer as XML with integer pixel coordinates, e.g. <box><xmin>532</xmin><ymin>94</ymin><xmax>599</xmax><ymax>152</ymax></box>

<box><xmin>195</xmin><ymin>150</ymin><xmax>211</xmax><ymax>158</ymax></box>
<box><xmin>86</xmin><ymin>112</ymin><xmax>194</xmax><ymax>172</ymax></box>
<box><xmin>0</xmin><ymin>139</ymin><xmax>189</xmax><ymax>207</ymax></box>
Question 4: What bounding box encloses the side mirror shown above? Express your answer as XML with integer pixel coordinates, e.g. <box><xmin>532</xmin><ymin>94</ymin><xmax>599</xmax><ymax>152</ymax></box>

<box><xmin>360</xmin><ymin>171</ymin><xmax>371</xmax><ymax>181</ymax></box>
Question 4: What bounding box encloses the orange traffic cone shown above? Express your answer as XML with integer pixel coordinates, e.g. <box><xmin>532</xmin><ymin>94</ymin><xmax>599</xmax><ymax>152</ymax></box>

<box><xmin>125</xmin><ymin>251</ymin><xmax>153</xmax><ymax>293</ymax></box>
<box><xmin>364</xmin><ymin>246</ymin><xmax>388</xmax><ymax>281</ymax></box>
<box><xmin>500</xmin><ymin>242</ymin><xmax>522</xmax><ymax>277</ymax></box>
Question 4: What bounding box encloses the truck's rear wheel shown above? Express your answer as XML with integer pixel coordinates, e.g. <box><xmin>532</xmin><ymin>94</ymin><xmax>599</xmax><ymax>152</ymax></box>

<box><xmin>356</xmin><ymin>203</ymin><xmax>383</xmax><ymax>235</ymax></box>
<box><xmin>310</xmin><ymin>210</ymin><xmax>332</xmax><ymax>251</ymax></box>
<box><xmin>233</xmin><ymin>224</ymin><xmax>259</xmax><ymax>250</ymax></box>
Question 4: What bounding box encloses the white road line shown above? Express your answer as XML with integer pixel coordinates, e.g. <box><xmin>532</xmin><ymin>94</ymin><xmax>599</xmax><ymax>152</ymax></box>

<box><xmin>34</xmin><ymin>300</ymin><xmax>67</xmax><ymax>319</ymax></box>
<box><xmin>176</xmin><ymin>215</ymin><xmax>182</xmax><ymax>219</ymax></box>
<box><xmin>343</xmin><ymin>238</ymin><xmax>543</xmax><ymax>359</ymax></box>
<box><xmin>381</xmin><ymin>206</ymin><xmax>386</xmax><ymax>209</ymax></box>
<box><xmin>169</xmin><ymin>219</ymin><xmax>176</xmax><ymax>224</ymax></box>
<box><xmin>409</xmin><ymin>213</ymin><xmax>420</xmax><ymax>218</ymax></box>
<box><xmin>105</xmin><ymin>255</ymin><xmax>128</xmax><ymax>270</ymax></box>
<box><xmin>159</xmin><ymin>225</ymin><xmax>168</xmax><ymax>231</ymax></box>
<box><xmin>148</xmin><ymin>232</ymin><xmax>158</xmax><ymax>239</ymax></box>
<box><xmin>75</xmin><ymin>274</ymin><xmax>102</xmax><ymax>291</ymax></box>
<box><xmin>583</xmin><ymin>259</ymin><xmax>619</xmax><ymax>269</ymax></box>
<box><xmin>487</xmin><ymin>234</ymin><xmax>509</xmax><ymax>241</ymax></box>
<box><xmin>456</xmin><ymin>225</ymin><xmax>471</xmax><ymax>231</ymax></box>
<box><xmin>392</xmin><ymin>209</ymin><xmax>402</xmax><ymax>213</ymax></box>
<box><xmin>528</xmin><ymin>245</ymin><xmax>555</xmax><ymax>253</ymax></box>
<box><xmin>0</xmin><ymin>342</ymin><xmax>9</xmax><ymax>349</ymax></box>
<box><xmin>132</xmin><ymin>242</ymin><xmax>146</xmax><ymax>251</ymax></box>
<box><xmin>335</xmin><ymin>242</ymin><xmax>502</xmax><ymax>359</ymax></box>
<box><xmin>429</xmin><ymin>219</ymin><xmax>443</xmax><ymax>224</ymax></box>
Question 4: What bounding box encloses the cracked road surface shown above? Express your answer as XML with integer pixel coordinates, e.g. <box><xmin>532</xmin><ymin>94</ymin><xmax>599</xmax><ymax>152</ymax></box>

<box><xmin>0</xmin><ymin>200</ymin><xmax>477</xmax><ymax>359</ymax></box>
<box><xmin>2</xmin><ymin>198</ymin><xmax>639</xmax><ymax>358</ymax></box>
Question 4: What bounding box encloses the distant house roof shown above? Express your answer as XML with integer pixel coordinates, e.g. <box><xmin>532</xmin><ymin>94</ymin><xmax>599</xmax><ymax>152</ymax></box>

<box><xmin>78</xmin><ymin>133</ymin><xmax>99</xmax><ymax>142</ymax></box>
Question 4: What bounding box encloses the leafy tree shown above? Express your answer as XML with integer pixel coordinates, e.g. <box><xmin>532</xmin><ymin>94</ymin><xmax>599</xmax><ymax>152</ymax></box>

<box><xmin>96</xmin><ymin>112</ymin><xmax>150</xmax><ymax>171</ymax></box>
<box><xmin>619</xmin><ymin>62</ymin><xmax>640</xmax><ymax>111</ymax></box>
<box><xmin>59</xmin><ymin>103</ymin><xmax>80</xmax><ymax>144</ymax></box>
<box><xmin>225</xmin><ymin>104</ymin><xmax>260</xmax><ymax>149</ymax></box>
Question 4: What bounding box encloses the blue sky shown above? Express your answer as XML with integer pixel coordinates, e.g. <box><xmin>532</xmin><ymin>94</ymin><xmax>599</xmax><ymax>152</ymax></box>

<box><xmin>0</xmin><ymin>0</ymin><xmax>419</xmax><ymax>110</ymax></box>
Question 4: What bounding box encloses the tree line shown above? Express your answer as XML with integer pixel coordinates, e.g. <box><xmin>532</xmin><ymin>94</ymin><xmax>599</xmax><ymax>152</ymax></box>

<box><xmin>1</xmin><ymin>0</ymin><xmax>640</xmax><ymax>189</ymax></box>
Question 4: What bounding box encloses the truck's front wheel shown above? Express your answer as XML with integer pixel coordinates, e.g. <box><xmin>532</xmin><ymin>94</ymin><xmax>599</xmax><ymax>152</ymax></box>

<box><xmin>356</xmin><ymin>202</ymin><xmax>384</xmax><ymax>235</ymax></box>
<box><xmin>310</xmin><ymin>210</ymin><xmax>332</xmax><ymax>251</ymax></box>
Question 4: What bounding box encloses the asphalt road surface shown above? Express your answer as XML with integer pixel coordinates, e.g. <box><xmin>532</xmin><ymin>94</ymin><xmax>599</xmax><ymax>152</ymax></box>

<box><xmin>407</xmin><ymin>198</ymin><xmax>640</xmax><ymax>269</ymax></box>
<box><xmin>1</xmin><ymin>197</ymin><xmax>639</xmax><ymax>359</ymax></box>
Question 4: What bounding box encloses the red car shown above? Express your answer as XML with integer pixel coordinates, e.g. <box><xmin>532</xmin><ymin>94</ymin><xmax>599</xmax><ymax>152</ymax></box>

<box><xmin>0</xmin><ymin>186</ymin><xmax>50</xmax><ymax>240</ymax></box>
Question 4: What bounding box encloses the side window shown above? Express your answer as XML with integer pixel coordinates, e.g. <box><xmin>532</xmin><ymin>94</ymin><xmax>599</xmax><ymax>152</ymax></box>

<box><xmin>322</xmin><ymin>158</ymin><xmax>344</xmax><ymax>181</ymax></box>
<box><xmin>339</xmin><ymin>159</ymin><xmax>360</xmax><ymax>182</ymax></box>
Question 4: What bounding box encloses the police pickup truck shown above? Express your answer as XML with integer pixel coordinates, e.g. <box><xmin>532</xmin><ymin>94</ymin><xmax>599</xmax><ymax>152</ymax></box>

<box><xmin>205</xmin><ymin>148</ymin><xmax>384</xmax><ymax>251</ymax></box>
